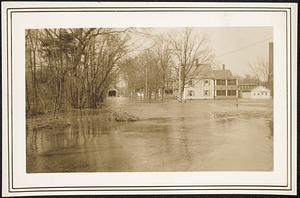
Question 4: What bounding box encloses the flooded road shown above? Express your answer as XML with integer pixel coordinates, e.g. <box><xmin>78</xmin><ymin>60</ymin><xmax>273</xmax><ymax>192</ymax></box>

<box><xmin>27</xmin><ymin>98</ymin><xmax>273</xmax><ymax>172</ymax></box>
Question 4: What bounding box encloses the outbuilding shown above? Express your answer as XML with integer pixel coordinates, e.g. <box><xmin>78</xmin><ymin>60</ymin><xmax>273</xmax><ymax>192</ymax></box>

<box><xmin>107</xmin><ymin>88</ymin><xmax>118</xmax><ymax>97</ymax></box>
<box><xmin>250</xmin><ymin>86</ymin><xmax>271</xmax><ymax>99</ymax></box>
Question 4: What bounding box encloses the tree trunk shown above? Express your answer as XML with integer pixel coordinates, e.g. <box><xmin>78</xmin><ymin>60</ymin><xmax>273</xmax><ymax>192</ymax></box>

<box><xmin>25</xmin><ymin>78</ymin><xmax>31</xmax><ymax>115</ymax></box>
<box><xmin>161</xmin><ymin>85</ymin><xmax>165</xmax><ymax>101</ymax></box>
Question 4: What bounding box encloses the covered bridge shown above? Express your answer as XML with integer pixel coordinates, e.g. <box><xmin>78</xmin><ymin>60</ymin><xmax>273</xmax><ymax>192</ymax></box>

<box><xmin>107</xmin><ymin>88</ymin><xmax>119</xmax><ymax>97</ymax></box>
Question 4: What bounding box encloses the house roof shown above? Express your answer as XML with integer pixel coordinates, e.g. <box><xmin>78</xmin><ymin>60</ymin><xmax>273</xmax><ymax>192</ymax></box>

<box><xmin>192</xmin><ymin>65</ymin><xmax>237</xmax><ymax>80</ymax></box>
<box><xmin>195</xmin><ymin>64</ymin><xmax>215</xmax><ymax>79</ymax></box>
<box><xmin>239</xmin><ymin>79</ymin><xmax>260</xmax><ymax>86</ymax></box>
<box><xmin>212</xmin><ymin>69</ymin><xmax>234</xmax><ymax>79</ymax></box>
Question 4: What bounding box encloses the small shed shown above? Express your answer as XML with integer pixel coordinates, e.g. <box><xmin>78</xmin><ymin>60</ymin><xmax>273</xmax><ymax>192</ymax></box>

<box><xmin>250</xmin><ymin>86</ymin><xmax>271</xmax><ymax>99</ymax></box>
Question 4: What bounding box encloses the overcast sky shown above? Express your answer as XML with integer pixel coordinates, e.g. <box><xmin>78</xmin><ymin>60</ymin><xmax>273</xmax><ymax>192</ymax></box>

<box><xmin>133</xmin><ymin>27</ymin><xmax>273</xmax><ymax>77</ymax></box>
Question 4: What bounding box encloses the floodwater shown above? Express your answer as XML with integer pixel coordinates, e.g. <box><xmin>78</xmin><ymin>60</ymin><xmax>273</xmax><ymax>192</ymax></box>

<box><xmin>26</xmin><ymin>98</ymin><xmax>273</xmax><ymax>172</ymax></box>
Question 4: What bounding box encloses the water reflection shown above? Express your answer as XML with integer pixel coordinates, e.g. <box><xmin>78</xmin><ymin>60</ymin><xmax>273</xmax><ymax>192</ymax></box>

<box><xmin>27</xmin><ymin>99</ymin><xmax>273</xmax><ymax>172</ymax></box>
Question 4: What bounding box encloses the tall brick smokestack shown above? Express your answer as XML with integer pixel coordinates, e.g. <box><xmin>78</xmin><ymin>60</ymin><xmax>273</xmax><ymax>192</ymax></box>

<box><xmin>268</xmin><ymin>42</ymin><xmax>273</xmax><ymax>96</ymax></box>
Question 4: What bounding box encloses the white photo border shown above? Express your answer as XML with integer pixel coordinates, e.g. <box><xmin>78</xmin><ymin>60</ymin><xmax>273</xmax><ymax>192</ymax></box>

<box><xmin>1</xmin><ymin>2</ymin><xmax>297</xmax><ymax>196</ymax></box>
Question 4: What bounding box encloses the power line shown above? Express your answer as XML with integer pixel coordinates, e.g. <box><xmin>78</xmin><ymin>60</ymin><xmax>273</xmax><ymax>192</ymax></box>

<box><xmin>215</xmin><ymin>37</ymin><xmax>273</xmax><ymax>58</ymax></box>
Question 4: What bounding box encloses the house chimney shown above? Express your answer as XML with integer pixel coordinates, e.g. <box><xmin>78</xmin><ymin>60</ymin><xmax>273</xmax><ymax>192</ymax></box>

<box><xmin>222</xmin><ymin>64</ymin><xmax>225</xmax><ymax>70</ymax></box>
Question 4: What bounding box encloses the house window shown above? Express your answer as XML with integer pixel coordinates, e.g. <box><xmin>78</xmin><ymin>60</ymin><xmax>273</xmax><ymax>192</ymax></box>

<box><xmin>227</xmin><ymin>79</ymin><xmax>236</xmax><ymax>85</ymax></box>
<box><xmin>216</xmin><ymin>79</ymin><xmax>226</xmax><ymax>85</ymax></box>
<box><xmin>188</xmin><ymin>79</ymin><xmax>193</xmax><ymax>87</ymax></box>
<box><xmin>188</xmin><ymin>90</ymin><xmax>195</xmax><ymax>96</ymax></box>
<box><xmin>216</xmin><ymin>90</ymin><xmax>226</xmax><ymax>96</ymax></box>
<box><xmin>204</xmin><ymin>90</ymin><xmax>210</xmax><ymax>96</ymax></box>
<box><xmin>204</xmin><ymin>80</ymin><xmax>210</xmax><ymax>86</ymax></box>
<box><xmin>227</xmin><ymin>90</ymin><xmax>236</xmax><ymax>96</ymax></box>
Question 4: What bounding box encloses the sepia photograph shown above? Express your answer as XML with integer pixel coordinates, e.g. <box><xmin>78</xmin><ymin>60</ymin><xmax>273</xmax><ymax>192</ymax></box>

<box><xmin>2</xmin><ymin>2</ymin><xmax>297</xmax><ymax>196</ymax></box>
<box><xmin>25</xmin><ymin>27</ymin><xmax>274</xmax><ymax>173</ymax></box>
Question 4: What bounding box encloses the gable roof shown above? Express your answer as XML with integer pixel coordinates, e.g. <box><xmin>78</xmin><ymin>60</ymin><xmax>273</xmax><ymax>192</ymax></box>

<box><xmin>195</xmin><ymin>64</ymin><xmax>215</xmax><ymax>79</ymax></box>
<box><xmin>212</xmin><ymin>69</ymin><xmax>234</xmax><ymax>79</ymax></box>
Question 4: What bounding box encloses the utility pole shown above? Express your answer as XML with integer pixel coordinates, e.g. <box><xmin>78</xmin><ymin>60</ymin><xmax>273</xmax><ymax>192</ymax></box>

<box><xmin>145</xmin><ymin>64</ymin><xmax>148</xmax><ymax>101</ymax></box>
<box><xmin>178</xmin><ymin>63</ymin><xmax>182</xmax><ymax>103</ymax></box>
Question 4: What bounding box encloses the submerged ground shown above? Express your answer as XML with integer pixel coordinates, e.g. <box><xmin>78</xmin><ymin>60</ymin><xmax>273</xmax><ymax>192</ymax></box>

<box><xmin>26</xmin><ymin>98</ymin><xmax>273</xmax><ymax>172</ymax></box>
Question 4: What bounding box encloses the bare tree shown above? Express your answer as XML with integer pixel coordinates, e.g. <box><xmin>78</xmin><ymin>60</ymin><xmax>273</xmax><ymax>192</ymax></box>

<box><xmin>89</xmin><ymin>31</ymin><xmax>129</xmax><ymax>107</ymax></box>
<box><xmin>40</xmin><ymin>28</ymin><xmax>74</xmax><ymax>114</ymax></box>
<box><xmin>26</xmin><ymin>29</ymin><xmax>47</xmax><ymax>115</ymax></box>
<box><xmin>25</xmin><ymin>27</ymin><xmax>214</xmax><ymax>116</ymax></box>
<box><xmin>169</xmin><ymin>28</ymin><xmax>214</xmax><ymax>101</ymax></box>
<box><xmin>25</xmin><ymin>28</ymin><xmax>131</xmax><ymax>116</ymax></box>
<box><xmin>154</xmin><ymin>37</ymin><xmax>173</xmax><ymax>101</ymax></box>
<box><xmin>249</xmin><ymin>57</ymin><xmax>270</xmax><ymax>86</ymax></box>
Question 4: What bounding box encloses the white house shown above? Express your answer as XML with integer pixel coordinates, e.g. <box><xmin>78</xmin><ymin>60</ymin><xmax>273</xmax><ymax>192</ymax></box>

<box><xmin>183</xmin><ymin>65</ymin><xmax>215</xmax><ymax>100</ymax></box>
<box><xmin>213</xmin><ymin>65</ymin><xmax>239</xmax><ymax>99</ymax></box>
<box><xmin>250</xmin><ymin>86</ymin><xmax>271</xmax><ymax>99</ymax></box>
